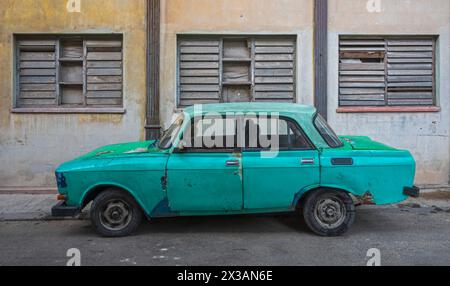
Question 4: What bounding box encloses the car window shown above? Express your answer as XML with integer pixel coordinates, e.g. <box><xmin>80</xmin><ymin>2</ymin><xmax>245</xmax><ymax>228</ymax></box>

<box><xmin>180</xmin><ymin>116</ymin><xmax>238</xmax><ymax>152</ymax></box>
<box><xmin>245</xmin><ymin>116</ymin><xmax>312</xmax><ymax>151</ymax></box>
<box><xmin>313</xmin><ymin>114</ymin><xmax>343</xmax><ymax>148</ymax></box>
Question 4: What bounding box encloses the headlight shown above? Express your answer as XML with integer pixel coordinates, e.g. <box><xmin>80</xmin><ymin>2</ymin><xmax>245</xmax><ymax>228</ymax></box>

<box><xmin>55</xmin><ymin>172</ymin><xmax>67</xmax><ymax>188</ymax></box>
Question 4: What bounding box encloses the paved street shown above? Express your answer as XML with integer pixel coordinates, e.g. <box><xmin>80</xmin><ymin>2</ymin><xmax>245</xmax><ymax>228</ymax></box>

<box><xmin>1</xmin><ymin>202</ymin><xmax>450</xmax><ymax>266</ymax></box>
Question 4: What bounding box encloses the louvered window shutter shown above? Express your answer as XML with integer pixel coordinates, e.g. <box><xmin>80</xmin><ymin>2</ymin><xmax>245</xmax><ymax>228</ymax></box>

<box><xmin>178</xmin><ymin>39</ymin><xmax>221</xmax><ymax>107</ymax></box>
<box><xmin>253</xmin><ymin>37</ymin><xmax>296</xmax><ymax>102</ymax></box>
<box><xmin>339</xmin><ymin>36</ymin><xmax>435</xmax><ymax>107</ymax></box>
<box><xmin>339</xmin><ymin>38</ymin><xmax>386</xmax><ymax>106</ymax></box>
<box><xmin>86</xmin><ymin>39</ymin><xmax>123</xmax><ymax>106</ymax></box>
<box><xmin>16</xmin><ymin>36</ymin><xmax>123</xmax><ymax>109</ymax></box>
<box><xmin>386</xmin><ymin>39</ymin><xmax>434</xmax><ymax>106</ymax></box>
<box><xmin>177</xmin><ymin>36</ymin><xmax>296</xmax><ymax>106</ymax></box>
<box><xmin>17</xmin><ymin>40</ymin><xmax>57</xmax><ymax>107</ymax></box>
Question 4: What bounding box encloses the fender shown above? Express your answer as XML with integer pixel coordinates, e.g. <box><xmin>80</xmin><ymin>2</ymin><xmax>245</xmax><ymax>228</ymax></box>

<box><xmin>292</xmin><ymin>183</ymin><xmax>357</xmax><ymax>207</ymax></box>
<box><xmin>80</xmin><ymin>181</ymin><xmax>151</xmax><ymax>215</ymax></box>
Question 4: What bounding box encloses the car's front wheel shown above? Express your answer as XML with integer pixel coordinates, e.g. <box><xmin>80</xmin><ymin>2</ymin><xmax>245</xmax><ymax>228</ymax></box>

<box><xmin>302</xmin><ymin>188</ymin><xmax>355</xmax><ymax>236</ymax></box>
<box><xmin>90</xmin><ymin>189</ymin><xmax>143</xmax><ymax>237</ymax></box>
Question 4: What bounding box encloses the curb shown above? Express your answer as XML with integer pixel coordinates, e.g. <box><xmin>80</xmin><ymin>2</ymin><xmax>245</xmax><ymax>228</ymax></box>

<box><xmin>0</xmin><ymin>187</ymin><xmax>57</xmax><ymax>195</ymax></box>
<box><xmin>0</xmin><ymin>212</ymin><xmax>89</xmax><ymax>222</ymax></box>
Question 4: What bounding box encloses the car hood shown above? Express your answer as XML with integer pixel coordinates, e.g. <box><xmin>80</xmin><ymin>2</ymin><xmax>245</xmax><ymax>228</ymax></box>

<box><xmin>339</xmin><ymin>136</ymin><xmax>397</xmax><ymax>151</ymax></box>
<box><xmin>56</xmin><ymin>140</ymin><xmax>167</xmax><ymax>173</ymax></box>
<box><xmin>75</xmin><ymin>140</ymin><xmax>162</xmax><ymax>160</ymax></box>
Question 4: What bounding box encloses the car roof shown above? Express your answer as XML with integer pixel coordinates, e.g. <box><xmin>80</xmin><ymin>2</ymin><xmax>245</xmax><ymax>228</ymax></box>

<box><xmin>183</xmin><ymin>102</ymin><xmax>317</xmax><ymax>119</ymax></box>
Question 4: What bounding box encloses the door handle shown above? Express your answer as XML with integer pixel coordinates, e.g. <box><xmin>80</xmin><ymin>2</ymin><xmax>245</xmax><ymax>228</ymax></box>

<box><xmin>226</xmin><ymin>160</ymin><xmax>240</xmax><ymax>167</ymax></box>
<box><xmin>301</xmin><ymin>158</ymin><xmax>315</xmax><ymax>165</ymax></box>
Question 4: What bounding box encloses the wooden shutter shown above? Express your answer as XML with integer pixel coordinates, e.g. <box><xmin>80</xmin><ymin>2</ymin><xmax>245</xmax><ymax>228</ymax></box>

<box><xmin>339</xmin><ymin>38</ymin><xmax>386</xmax><ymax>106</ymax></box>
<box><xmin>178</xmin><ymin>38</ymin><xmax>221</xmax><ymax>107</ymax></box>
<box><xmin>17</xmin><ymin>40</ymin><xmax>57</xmax><ymax>107</ymax></box>
<box><xmin>86</xmin><ymin>39</ymin><xmax>123</xmax><ymax>106</ymax></box>
<box><xmin>339</xmin><ymin>36</ymin><xmax>436</xmax><ymax>107</ymax></box>
<box><xmin>253</xmin><ymin>37</ymin><xmax>296</xmax><ymax>102</ymax></box>
<box><xmin>386</xmin><ymin>39</ymin><xmax>434</xmax><ymax>106</ymax></box>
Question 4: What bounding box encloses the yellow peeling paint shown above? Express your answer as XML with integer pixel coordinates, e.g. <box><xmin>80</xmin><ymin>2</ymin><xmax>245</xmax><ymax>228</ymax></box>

<box><xmin>77</xmin><ymin>114</ymin><xmax>123</xmax><ymax>125</ymax></box>
<box><xmin>0</xmin><ymin>0</ymin><xmax>147</xmax><ymax>187</ymax></box>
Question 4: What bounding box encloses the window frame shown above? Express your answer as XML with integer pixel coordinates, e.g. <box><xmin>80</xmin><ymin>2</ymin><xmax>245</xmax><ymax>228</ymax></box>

<box><xmin>243</xmin><ymin>116</ymin><xmax>316</xmax><ymax>152</ymax></box>
<box><xmin>158</xmin><ymin>113</ymin><xmax>185</xmax><ymax>150</ymax></box>
<box><xmin>12</xmin><ymin>34</ymin><xmax>125</xmax><ymax>114</ymax></box>
<box><xmin>337</xmin><ymin>35</ymin><xmax>438</xmax><ymax>111</ymax></box>
<box><xmin>177</xmin><ymin>115</ymin><xmax>240</xmax><ymax>153</ymax></box>
<box><xmin>313</xmin><ymin>113</ymin><xmax>343</xmax><ymax>149</ymax></box>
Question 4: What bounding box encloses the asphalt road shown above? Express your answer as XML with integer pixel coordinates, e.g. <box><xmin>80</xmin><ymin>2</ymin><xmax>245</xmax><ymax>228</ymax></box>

<box><xmin>1</xmin><ymin>205</ymin><xmax>450</xmax><ymax>266</ymax></box>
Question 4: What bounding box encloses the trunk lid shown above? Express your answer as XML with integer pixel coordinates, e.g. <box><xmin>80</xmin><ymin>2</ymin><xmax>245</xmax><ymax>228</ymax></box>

<box><xmin>339</xmin><ymin>136</ymin><xmax>397</xmax><ymax>151</ymax></box>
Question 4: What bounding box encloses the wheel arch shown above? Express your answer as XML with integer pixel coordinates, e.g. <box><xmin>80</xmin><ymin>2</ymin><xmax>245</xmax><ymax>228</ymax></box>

<box><xmin>292</xmin><ymin>184</ymin><xmax>356</xmax><ymax>208</ymax></box>
<box><xmin>80</xmin><ymin>182</ymin><xmax>147</xmax><ymax>214</ymax></box>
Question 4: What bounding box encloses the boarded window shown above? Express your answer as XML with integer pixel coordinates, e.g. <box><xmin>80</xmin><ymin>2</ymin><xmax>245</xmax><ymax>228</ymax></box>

<box><xmin>15</xmin><ymin>35</ymin><xmax>123</xmax><ymax>108</ymax></box>
<box><xmin>339</xmin><ymin>36</ymin><xmax>436</xmax><ymax>107</ymax></box>
<box><xmin>178</xmin><ymin>36</ymin><xmax>296</xmax><ymax>107</ymax></box>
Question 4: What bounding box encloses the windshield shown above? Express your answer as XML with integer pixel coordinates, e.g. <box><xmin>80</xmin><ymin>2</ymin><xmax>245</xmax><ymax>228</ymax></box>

<box><xmin>313</xmin><ymin>114</ymin><xmax>343</xmax><ymax>148</ymax></box>
<box><xmin>157</xmin><ymin>114</ymin><xmax>184</xmax><ymax>149</ymax></box>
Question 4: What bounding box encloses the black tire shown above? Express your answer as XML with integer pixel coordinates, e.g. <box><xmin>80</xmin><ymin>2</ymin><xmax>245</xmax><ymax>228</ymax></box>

<box><xmin>302</xmin><ymin>188</ymin><xmax>355</xmax><ymax>236</ymax></box>
<box><xmin>90</xmin><ymin>188</ymin><xmax>143</xmax><ymax>237</ymax></box>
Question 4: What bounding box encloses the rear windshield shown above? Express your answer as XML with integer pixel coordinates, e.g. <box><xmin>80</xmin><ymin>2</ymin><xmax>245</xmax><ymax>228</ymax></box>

<box><xmin>313</xmin><ymin>114</ymin><xmax>343</xmax><ymax>148</ymax></box>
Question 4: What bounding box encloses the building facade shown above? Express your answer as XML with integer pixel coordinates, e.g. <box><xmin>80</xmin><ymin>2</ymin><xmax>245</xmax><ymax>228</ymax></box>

<box><xmin>0</xmin><ymin>0</ymin><xmax>448</xmax><ymax>191</ymax></box>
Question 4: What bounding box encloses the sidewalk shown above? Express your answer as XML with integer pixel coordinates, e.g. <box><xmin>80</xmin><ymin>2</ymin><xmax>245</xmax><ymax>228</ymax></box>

<box><xmin>0</xmin><ymin>194</ymin><xmax>55</xmax><ymax>221</ymax></box>
<box><xmin>0</xmin><ymin>194</ymin><xmax>89</xmax><ymax>221</ymax></box>
<box><xmin>1</xmin><ymin>192</ymin><xmax>450</xmax><ymax>221</ymax></box>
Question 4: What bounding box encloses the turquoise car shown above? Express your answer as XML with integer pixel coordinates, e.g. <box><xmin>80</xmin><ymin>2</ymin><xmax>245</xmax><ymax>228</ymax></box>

<box><xmin>52</xmin><ymin>103</ymin><xmax>419</xmax><ymax>237</ymax></box>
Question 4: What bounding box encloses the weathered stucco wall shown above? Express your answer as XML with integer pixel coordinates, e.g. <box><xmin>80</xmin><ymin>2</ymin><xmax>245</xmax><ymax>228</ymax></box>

<box><xmin>0</xmin><ymin>0</ymin><xmax>147</xmax><ymax>188</ymax></box>
<box><xmin>327</xmin><ymin>0</ymin><xmax>450</xmax><ymax>185</ymax></box>
<box><xmin>160</xmin><ymin>0</ymin><xmax>315</xmax><ymax>128</ymax></box>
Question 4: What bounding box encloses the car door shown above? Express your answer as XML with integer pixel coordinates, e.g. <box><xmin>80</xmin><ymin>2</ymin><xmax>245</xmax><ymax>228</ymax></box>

<box><xmin>166</xmin><ymin>115</ymin><xmax>243</xmax><ymax>212</ymax></box>
<box><xmin>242</xmin><ymin>116</ymin><xmax>320</xmax><ymax>210</ymax></box>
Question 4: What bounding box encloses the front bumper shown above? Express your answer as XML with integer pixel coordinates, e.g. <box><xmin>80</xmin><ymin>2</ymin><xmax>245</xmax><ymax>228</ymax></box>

<box><xmin>403</xmin><ymin>186</ymin><xmax>420</xmax><ymax>198</ymax></box>
<box><xmin>51</xmin><ymin>201</ymin><xmax>80</xmax><ymax>217</ymax></box>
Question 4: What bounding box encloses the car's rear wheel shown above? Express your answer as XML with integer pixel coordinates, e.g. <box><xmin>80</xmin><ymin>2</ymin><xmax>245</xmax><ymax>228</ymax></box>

<box><xmin>302</xmin><ymin>188</ymin><xmax>355</xmax><ymax>236</ymax></box>
<box><xmin>90</xmin><ymin>189</ymin><xmax>143</xmax><ymax>237</ymax></box>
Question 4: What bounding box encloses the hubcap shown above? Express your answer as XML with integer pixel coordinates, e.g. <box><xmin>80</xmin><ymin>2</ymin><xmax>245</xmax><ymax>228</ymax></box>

<box><xmin>99</xmin><ymin>199</ymin><xmax>132</xmax><ymax>231</ymax></box>
<box><xmin>313</xmin><ymin>196</ymin><xmax>346</xmax><ymax>229</ymax></box>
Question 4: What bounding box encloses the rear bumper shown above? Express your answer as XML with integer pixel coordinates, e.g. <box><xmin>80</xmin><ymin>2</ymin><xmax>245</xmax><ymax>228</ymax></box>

<box><xmin>403</xmin><ymin>186</ymin><xmax>420</xmax><ymax>198</ymax></box>
<box><xmin>51</xmin><ymin>201</ymin><xmax>80</xmax><ymax>217</ymax></box>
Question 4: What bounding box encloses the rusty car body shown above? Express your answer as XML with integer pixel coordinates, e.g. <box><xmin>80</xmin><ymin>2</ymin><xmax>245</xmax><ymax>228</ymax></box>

<box><xmin>52</xmin><ymin>103</ymin><xmax>419</xmax><ymax>237</ymax></box>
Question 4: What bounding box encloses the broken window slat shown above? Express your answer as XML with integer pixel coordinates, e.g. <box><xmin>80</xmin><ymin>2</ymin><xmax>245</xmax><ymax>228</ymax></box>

<box><xmin>339</xmin><ymin>51</ymin><xmax>385</xmax><ymax>59</ymax></box>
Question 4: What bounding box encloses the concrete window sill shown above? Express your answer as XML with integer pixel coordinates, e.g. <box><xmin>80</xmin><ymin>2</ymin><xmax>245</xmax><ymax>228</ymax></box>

<box><xmin>11</xmin><ymin>108</ymin><xmax>126</xmax><ymax>114</ymax></box>
<box><xmin>336</xmin><ymin>106</ymin><xmax>441</xmax><ymax>113</ymax></box>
